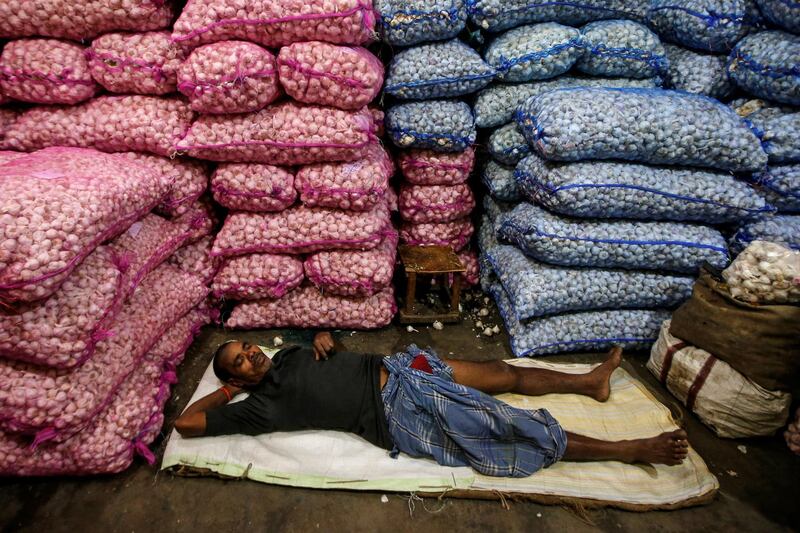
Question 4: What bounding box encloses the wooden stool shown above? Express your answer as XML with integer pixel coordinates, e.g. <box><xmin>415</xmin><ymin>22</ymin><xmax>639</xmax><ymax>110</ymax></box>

<box><xmin>397</xmin><ymin>245</ymin><xmax>465</xmax><ymax>324</ymax></box>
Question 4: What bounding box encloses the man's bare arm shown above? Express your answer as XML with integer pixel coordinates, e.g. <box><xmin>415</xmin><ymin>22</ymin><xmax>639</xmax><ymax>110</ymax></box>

<box><xmin>174</xmin><ymin>384</ymin><xmax>243</xmax><ymax>437</ymax></box>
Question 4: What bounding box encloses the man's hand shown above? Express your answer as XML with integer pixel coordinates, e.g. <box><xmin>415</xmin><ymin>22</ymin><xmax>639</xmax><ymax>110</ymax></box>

<box><xmin>313</xmin><ymin>331</ymin><xmax>335</xmax><ymax>361</ymax></box>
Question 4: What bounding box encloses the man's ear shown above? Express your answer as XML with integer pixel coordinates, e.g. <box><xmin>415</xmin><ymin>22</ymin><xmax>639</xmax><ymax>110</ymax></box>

<box><xmin>227</xmin><ymin>378</ymin><xmax>246</xmax><ymax>388</ymax></box>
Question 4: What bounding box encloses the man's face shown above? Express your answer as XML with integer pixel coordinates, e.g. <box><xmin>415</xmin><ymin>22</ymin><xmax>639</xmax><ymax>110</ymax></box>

<box><xmin>220</xmin><ymin>341</ymin><xmax>271</xmax><ymax>386</ymax></box>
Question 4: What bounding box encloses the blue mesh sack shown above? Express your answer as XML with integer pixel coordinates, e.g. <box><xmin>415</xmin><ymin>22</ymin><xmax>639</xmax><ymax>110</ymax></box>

<box><xmin>748</xmin><ymin>165</ymin><xmax>800</xmax><ymax>213</ymax></box>
<box><xmin>478</xmin><ymin>215</ymin><xmax>500</xmax><ymax>291</ymax></box>
<box><xmin>488</xmin><ymin>122</ymin><xmax>530</xmax><ymax>165</ymax></box>
<box><xmin>386</xmin><ymin>100</ymin><xmax>476</xmax><ymax>152</ymax></box>
<box><xmin>733</xmin><ymin>100</ymin><xmax>800</xmax><ymax>164</ymax></box>
<box><xmin>466</xmin><ymin>0</ymin><xmax>647</xmax><ymax>33</ymax></box>
<box><xmin>577</xmin><ymin>20</ymin><xmax>669</xmax><ymax>79</ymax></box>
<box><xmin>730</xmin><ymin>215</ymin><xmax>800</xmax><ymax>252</ymax></box>
<box><xmin>483</xmin><ymin>195</ymin><xmax>514</xmax><ymax>222</ymax></box>
<box><xmin>385</xmin><ymin>40</ymin><xmax>496</xmax><ymax>100</ymax></box>
<box><xmin>491</xmin><ymin>282</ymin><xmax>670</xmax><ymax>357</ymax></box>
<box><xmin>482</xmin><ymin>159</ymin><xmax>521</xmax><ymax>202</ymax></box>
<box><xmin>484</xmin><ymin>23</ymin><xmax>583</xmax><ymax>82</ymax></box>
<box><xmin>750</xmin><ymin>111</ymin><xmax>800</xmax><ymax>164</ymax></box>
<box><xmin>498</xmin><ymin>203</ymin><xmax>730</xmax><ymax>273</ymax></box>
<box><xmin>376</xmin><ymin>0</ymin><xmax>468</xmax><ymax>47</ymax></box>
<box><xmin>756</xmin><ymin>0</ymin><xmax>800</xmax><ymax>35</ymax></box>
<box><xmin>479</xmin><ymin>251</ymin><xmax>495</xmax><ymax>292</ymax></box>
<box><xmin>515</xmin><ymin>87</ymin><xmax>768</xmax><ymax>171</ymax></box>
<box><xmin>473</xmin><ymin>76</ymin><xmax>660</xmax><ymax>129</ymax></box>
<box><xmin>514</xmin><ymin>154</ymin><xmax>772</xmax><ymax>223</ymax></box>
<box><xmin>646</xmin><ymin>0</ymin><xmax>762</xmax><ymax>53</ymax></box>
<box><xmin>487</xmin><ymin>244</ymin><xmax>693</xmax><ymax>321</ymax></box>
<box><xmin>727</xmin><ymin>30</ymin><xmax>800</xmax><ymax>106</ymax></box>
<box><xmin>663</xmin><ymin>44</ymin><xmax>733</xmax><ymax>99</ymax></box>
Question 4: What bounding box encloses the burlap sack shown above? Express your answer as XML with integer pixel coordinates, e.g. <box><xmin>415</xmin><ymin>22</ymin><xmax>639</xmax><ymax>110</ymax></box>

<box><xmin>670</xmin><ymin>268</ymin><xmax>800</xmax><ymax>391</ymax></box>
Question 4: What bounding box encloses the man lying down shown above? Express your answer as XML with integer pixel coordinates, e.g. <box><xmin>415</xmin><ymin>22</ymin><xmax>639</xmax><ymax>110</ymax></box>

<box><xmin>175</xmin><ymin>333</ymin><xmax>689</xmax><ymax>478</ymax></box>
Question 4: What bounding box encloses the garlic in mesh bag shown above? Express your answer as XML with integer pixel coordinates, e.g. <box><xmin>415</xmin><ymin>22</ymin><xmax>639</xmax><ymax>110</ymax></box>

<box><xmin>722</xmin><ymin>240</ymin><xmax>800</xmax><ymax>304</ymax></box>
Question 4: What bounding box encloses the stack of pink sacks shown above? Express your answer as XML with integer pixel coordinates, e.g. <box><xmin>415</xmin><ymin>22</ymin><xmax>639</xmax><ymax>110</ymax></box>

<box><xmin>0</xmin><ymin>148</ymin><xmax>217</xmax><ymax>475</ymax></box>
<box><xmin>397</xmin><ymin>148</ymin><xmax>480</xmax><ymax>286</ymax></box>
<box><xmin>0</xmin><ymin>0</ymin><xmax>393</xmax><ymax>475</ymax></box>
<box><xmin>166</xmin><ymin>1</ymin><xmax>397</xmax><ymax>330</ymax></box>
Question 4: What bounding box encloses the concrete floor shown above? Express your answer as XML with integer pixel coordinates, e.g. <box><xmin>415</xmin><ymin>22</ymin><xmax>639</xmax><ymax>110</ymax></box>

<box><xmin>2</xmin><ymin>291</ymin><xmax>799</xmax><ymax>532</ymax></box>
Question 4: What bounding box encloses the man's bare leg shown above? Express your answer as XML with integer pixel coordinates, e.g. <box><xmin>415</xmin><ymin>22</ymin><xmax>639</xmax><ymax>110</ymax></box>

<box><xmin>442</xmin><ymin>347</ymin><xmax>623</xmax><ymax>401</ymax></box>
<box><xmin>563</xmin><ymin>429</ymin><xmax>690</xmax><ymax>466</ymax></box>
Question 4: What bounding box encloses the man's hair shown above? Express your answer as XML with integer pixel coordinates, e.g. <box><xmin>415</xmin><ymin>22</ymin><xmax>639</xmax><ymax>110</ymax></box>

<box><xmin>212</xmin><ymin>341</ymin><xmax>237</xmax><ymax>383</ymax></box>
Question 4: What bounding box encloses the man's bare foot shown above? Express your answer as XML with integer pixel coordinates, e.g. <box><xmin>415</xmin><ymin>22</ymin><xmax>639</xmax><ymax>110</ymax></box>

<box><xmin>585</xmin><ymin>346</ymin><xmax>623</xmax><ymax>402</ymax></box>
<box><xmin>627</xmin><ymin>429</ymin><xmax>690</xmax><ymax>466</ymax></box>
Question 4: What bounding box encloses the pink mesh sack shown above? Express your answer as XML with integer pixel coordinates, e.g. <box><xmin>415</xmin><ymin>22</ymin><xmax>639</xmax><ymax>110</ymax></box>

<box><xmin>399</xmin><ymin>184</ymin><xmax>476</xmax><ymax>224</ymax></box>
<box><xmin>304</xmin><ymin>231</ymin><xmax>397</xmax><ymax>297</ymax></box>
<box><xmin>0</xmin><ymin>39</ymin><xmax>97</xmax><ymax>105</ymax></box>
<box><xmin>109</xmin><ymin>213</ymin><xmax>200</xmax><ymax>298</ymax></box>
<box><xmin>0</xmin><ymin>350</ymin><xmax>169</xmax><ymax>475</ymax></box>
<box><xmin>175</xmin><ymin>197</ymin><xmax>219</xmax><ymax>244</ymax></box>
<box><xmin>0</xmin><ymin>110</ymin><xmax>17</xmax><ymax>149</ymax></box>
<box><xmin>212</xmin><ymin>203</ymin><xmax>391</xmax><ymax>256</ymax></box>
<box><xmin>176</xmin><ymin>102</ymin><xmax>375</xmax><ymax>165</ymax></box>
<box><xmin>158</xmin><ymin>304</ymin><xmax>218</xmax><ymax>368</ymax></box>
<box><xmin>0</xmin><ymin>305</ymin><xmax>215</xmax><ymax>475</ymax></box>
<box><xmin>458</xmin><ymin>249</ymin><xmax>479</xmax><ymax>286</ymax></box>
<box><xmin>172</xmin><ymin>0</ymin><xmax>375</xmax><ymax>49</ymax></box>
<box><xmin>169</xmin><ymin>236</ymin><xmax>221</xmax><ymax>285</ymax></box>
<box><xmin>211</xmin><ymin>163</ymin><xmax>296</xmax><ymax>212</ymax></box>
<box><xmin>370</xmin><ymin>107</ymin><xmax>384</xmax><ymax>137</ymax></box>
<box><xmin>386</xmin><ymin>187</ymin><xmax>398</xmax><ymax>212</ymax></box>
<box><xmin>0</xmin><ymin>247</ymin><xmax>125</xmax><ymax>369</ymax></box>
<box><xmin>0</xmin><ymin>213</ymin><xmax>200</xmax><ymax>370</ymax></box>
<box><xmin>399</xmin><ymin>218</ymin><xmax>474</xmax><ymax>251</ymax></box>
<box><xmin>86</xmin><ymin>31</ymin><xmax>185</xmax><ymax>95</ymax></box>
<box><xmin>296</xmin><ymin>144</ymin><xmax>393</xmax><ymax>211</ymax></box>
<box><xmin>4</xmin><ymin>95</ymin><xmax>195</xmax><ymax>157</ymax></box>
<box><xmin>227</xmin><ymin>284</ymin><xmax>396</xmax><ymax>329</ymax></box>
<box><xmin>399</xmin><ymin>147</ymin><xmax>475</xmax><ymax>185</ymax></box>
<box><xmin>0</xmin><ymin>150</ymin><xmax>24</xmax><ymax>165</ymax></box>
<box><xmin>212</xmin><ymin>253</ymin><xmax>304</xmax><ymax>300</ymax></box>
<box><xmin>178</xmin><ymin>41</ymin><xmax>280</xmax><ymax>115</ymax></box>
<box><xmin>118</xmin><ymin>153</ymin><xmax>209</xmax><ymax>218</ymax></box>
<box><xmin>277</xmin><ymin>41</ymin><xmax>383</xmax><ymax>110</ymax></box>
<box><xmin>0</xmin><ymin>0</ymin><xmax>174</xmax><ymax>42</ymax></box>
<box><xmin>0</xmin><ymin>264</ymin><xmax>208</xmax><ymax>443</ymax></box>
<box><xmin>0</xmin><ymin>148</ymin><xmax>172</xmax><ymax>305</ymax></box>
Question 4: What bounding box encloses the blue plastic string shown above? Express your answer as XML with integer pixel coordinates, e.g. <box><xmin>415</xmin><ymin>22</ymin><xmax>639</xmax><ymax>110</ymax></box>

<box><xmin>583</xmin><ymin>44</ymin><xmax>669</xmax><ymax>77</ymax></box>
<box><xmin>730</xmin><ymin>50</ymin><xmax>800</xmax><ymax>80</ymax></box>
<box><xmin>494</xmin><ymin>39</ymin><xmax>582</xmax><ymax>73</ymax></box>
<box><xmin>502</xmin><ymin>220</ymin><xmax>730</xmax><ymax>255</ymax></box>
<box><xmin>385</xmin><ymin>71</ymin><xmax>496</xmax><ymax>94</ymax></box>
<box><xmin>467</xmin><ymin>0</ymin><xmax>634</xmax><ymax>20</ymax></box>
<box><xmin>518</xmin><ymin>174</ymin><xmax>775</xmax><ymax>215</ymax></box>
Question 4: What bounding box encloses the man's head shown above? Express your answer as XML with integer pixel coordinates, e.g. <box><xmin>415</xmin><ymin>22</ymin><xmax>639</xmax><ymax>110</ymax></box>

<box><xmin>213</xmin><ymin>340</ymin><xmax>271</xmax><ymax>387</ymax></box>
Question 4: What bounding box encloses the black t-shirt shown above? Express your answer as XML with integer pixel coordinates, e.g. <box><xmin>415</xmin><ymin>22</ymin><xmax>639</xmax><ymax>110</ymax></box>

<box><xmin>205</xmin><ymin>346</ymin><xmax>393</xmax><ymax>450</ymax></box>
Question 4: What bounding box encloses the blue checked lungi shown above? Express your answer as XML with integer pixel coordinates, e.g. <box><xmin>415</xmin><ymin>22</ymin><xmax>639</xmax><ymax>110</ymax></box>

<box><xmin>381</xmin><ymin>345</ymin><xmax>568</xmax><ymax>478</ymax></box>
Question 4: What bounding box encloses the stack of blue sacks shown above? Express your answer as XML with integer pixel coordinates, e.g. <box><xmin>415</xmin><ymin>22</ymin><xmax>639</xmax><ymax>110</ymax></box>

<box><xmin>375</xmin><ymin>0</ymin><xmax>800</xmax><ymax>356</ymax></box>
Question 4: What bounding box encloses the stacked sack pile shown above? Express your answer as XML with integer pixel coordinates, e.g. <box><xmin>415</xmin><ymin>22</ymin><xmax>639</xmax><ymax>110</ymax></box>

<box><xmin>378</xmin><ymin>1</ymin><xmax>483</xmax><ymax>285</ymax></box>
<box><xmin>641</xmin><ymin>1</ymin><xmax>800</xmax><ymax>443</ymax></box>
<box><xmin>0</xmin><ymin>2</ymin><xmax>234</xmax><ymax>476</ymax></box>
<box><xmin>0</xmin><ymin>147</ymin><xmax>216</xmax><ymax>475</ymax></box>
<box><xmin>167</xmin><ymin>0</ymin><xmax>397</xmax><ymax>330</ymax></box>
<box><xmin>467</xmin><ymin>1</ymin><xmax>788</xmax><ymax>357</ymax></box>
<box><xmin>643</xmin><ymin>0</ymin><xmax>800</xmax><ymax>256</ymax></box>
<box><xmin>649</xmin><ymin>241</ymin><xmax>800</xmax><ymax>439</ymax></box>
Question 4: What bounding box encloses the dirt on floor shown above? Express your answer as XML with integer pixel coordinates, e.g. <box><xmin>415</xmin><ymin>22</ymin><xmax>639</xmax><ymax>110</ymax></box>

<box><xmin>2</xmin><ymin>292</ymin><xmax>799</xmax><ymax>533</ymax></box>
